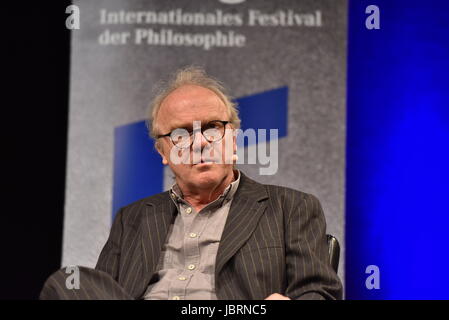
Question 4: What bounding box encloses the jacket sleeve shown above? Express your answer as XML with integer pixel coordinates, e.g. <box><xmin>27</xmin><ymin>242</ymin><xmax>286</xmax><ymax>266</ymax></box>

<box><xmin>95</xmin><ymin>208</ymin><xmax>124</xmax><ymax>281</ymax></box>
<box><xmin>284</xmin><ymin>192</ymin><xmax>343</xmax><ymax>300</ymax></box>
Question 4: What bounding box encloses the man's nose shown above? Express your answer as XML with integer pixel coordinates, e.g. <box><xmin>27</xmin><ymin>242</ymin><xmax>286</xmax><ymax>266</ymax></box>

<box><xmin>192</xmin><ymin>131</ymin><xmax>209</xmax><ymax>151</ymax></box>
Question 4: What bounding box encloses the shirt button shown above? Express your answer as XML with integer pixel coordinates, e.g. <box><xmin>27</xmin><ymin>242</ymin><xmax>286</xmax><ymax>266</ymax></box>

<box><xmin>178</xmin><ymin>276</ymin><xmax>187</xmax><ymax>281</ymax></box>
<box><xmin>189</xmin><ymin>232</ymin><xmax>197</xmax><ymax>238</ymax></box>
<box><xmin>172</xmin><ymin>296</ymin><xmax>181</xmax><ymax>300</ymax></box>
<box><xmin>187</xmin><ymin>264</ymin><xmax>195</xmax><ymax>270</ymax></box>
<box><xmin>185</xmin><ymin>207</ymin><xmax>192</xmax><ymax>214</ymax></box>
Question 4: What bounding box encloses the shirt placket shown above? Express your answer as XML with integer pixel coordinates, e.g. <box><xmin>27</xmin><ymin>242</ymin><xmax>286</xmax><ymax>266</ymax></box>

<box><xmin>169</xmin><ymin>203</ymin><xmax>204</xmax><ymax>300</ymax></box>
<box><xmin>166</xmin><ymin>186</ymin><xmax>234</xmax><ymax>300</ymax></box>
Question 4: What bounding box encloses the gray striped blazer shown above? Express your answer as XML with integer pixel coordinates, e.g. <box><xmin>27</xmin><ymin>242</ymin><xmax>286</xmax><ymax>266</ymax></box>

<box><xmin>95</xmin><ymin>172</ymin><xmax>342</xmax><ymax>300</ymax></box>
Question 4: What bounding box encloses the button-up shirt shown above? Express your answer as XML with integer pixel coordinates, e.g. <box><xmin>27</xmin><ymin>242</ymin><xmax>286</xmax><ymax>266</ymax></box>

<box><xmin>144</xmin><ymin>171</ymin><xmax>241</xmax><ymax>300</ymax></box>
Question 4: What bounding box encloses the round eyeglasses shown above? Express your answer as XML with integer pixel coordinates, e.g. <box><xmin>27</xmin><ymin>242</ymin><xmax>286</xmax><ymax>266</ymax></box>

<box><xmin>156</xmin><ymin>120</ymin><xmax>230</xmax><ymax>149</ymax></box>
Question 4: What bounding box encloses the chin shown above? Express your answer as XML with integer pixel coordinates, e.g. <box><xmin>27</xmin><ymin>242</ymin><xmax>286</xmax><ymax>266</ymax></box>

<box><xmin>191</xmin><ymin>165</ymin><xmax>225</xmax><ymax>187</ymax></box>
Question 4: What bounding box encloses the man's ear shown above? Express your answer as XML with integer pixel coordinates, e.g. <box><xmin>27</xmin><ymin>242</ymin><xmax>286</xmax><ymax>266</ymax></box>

<box><xmin>155</xmin><ymin>141</ymin><xmax>169</xmax><ymax>165</ymax></box>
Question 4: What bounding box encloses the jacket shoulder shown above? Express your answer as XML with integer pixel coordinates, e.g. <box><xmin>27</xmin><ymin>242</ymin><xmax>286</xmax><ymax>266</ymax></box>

<box><xmin>115</xmin><ymin>191</ymin><xmax>171</xmax><ymax>226</ymax></box>
<box><xmin>263</xmin><ymin>183</ymin><xmax>310</xmax><ymax>204</ymax></box>
<box><xmin>260</xmin><ymin>182</ymin><xmax>324</xmax><ymax>215</ymax></box>
<box><xmin>240</xmin><ymin>172</ymin><xmax>319</xmax><ymax>207</ymax></box>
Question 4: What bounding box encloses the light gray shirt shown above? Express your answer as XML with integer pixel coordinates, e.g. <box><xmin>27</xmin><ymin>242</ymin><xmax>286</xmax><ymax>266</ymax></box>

<box><xmin>144</xmin><ymin>171</ymin><xmax>241</xmax><ymax>300</ymax></box>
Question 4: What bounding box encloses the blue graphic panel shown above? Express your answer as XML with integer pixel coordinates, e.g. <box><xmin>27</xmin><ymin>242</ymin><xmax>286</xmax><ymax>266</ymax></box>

<box><xmin>346</xmin><ymin>0</ymin><xmax>449</xmax><ymax>299</ymax></box>
<box><xmin>112</xmin><ymin>121</ymin><xmax>163</xmax><ymax>220</ymax></box>
<box><xmin>237</xmin><ymin>86</ymin><xmax>288</xmax><ymax>146</ymax></box>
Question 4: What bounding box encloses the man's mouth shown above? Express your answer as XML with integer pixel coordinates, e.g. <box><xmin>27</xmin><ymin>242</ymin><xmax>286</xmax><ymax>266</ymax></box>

<box><xmin>198</xmin><ymin>160</ymin><xmax>214</xmax><ymax>164</ymax></box>
<box><xmin>193</xmin><ymin>156</ymin><xmax>216</xmax><ymax>165</ymax></box>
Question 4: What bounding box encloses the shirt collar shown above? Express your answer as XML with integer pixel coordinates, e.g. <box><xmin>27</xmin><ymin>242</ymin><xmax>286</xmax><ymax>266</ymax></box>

<box><xmin>169</xmin><ymin>170</ymin><xmax>241</xmax><ymax>208</ymax></box>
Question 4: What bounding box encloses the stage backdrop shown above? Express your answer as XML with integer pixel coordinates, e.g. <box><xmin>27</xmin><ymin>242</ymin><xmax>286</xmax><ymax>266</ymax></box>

<box><xmin>63</xmin><ymin>0</ymin><xmax>347</xmax><ymax>284</ymax></box>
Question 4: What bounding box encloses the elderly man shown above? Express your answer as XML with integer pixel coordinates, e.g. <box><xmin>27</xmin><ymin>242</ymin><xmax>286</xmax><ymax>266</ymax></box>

<box><xmin>40</xmin><ymin>67</ymin><xmax>342</xmax><ymax>300</ymax></box>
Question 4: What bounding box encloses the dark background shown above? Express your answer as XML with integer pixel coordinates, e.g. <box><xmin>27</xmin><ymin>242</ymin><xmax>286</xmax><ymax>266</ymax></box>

<box><xmin>4</xmin><ymin>1</ymin><xmax>71</xmax><ymax>299</ymax></box>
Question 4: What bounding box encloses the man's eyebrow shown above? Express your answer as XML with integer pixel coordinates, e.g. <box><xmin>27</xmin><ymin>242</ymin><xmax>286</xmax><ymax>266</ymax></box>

<box><xmin>169</xmin><ymin>119</ymin><xmax>221</xmax><ymax>131</ymax></box>
<box><xmin>169</xmin><ymin>123</ymin><xmax>193</xmax><ymax>131</ymax></box>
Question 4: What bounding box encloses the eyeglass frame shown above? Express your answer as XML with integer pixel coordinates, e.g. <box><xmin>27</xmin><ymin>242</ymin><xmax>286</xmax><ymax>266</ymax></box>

<box><xmin>156</xmin><ymin>120</ymin><xmax>231</xmax><ymax>149</ymax></box>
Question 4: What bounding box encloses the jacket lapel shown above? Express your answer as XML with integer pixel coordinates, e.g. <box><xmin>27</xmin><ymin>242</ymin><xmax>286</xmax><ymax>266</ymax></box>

<box><xmin>141</xmin><ymin>192</ymin><xmax>177</xmax><ymax>285</ymax></box>
<box><xmin>215</xmin><ymin>173</ymin><xmax>269</xmax><ymax>277</ymax></box>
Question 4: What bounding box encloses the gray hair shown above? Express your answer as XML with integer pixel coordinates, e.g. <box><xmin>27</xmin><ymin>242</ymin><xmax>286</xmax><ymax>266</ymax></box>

<box><xmin>147</xmin><ymin>66</ymin><xmax>241</xmax><ymax>139</ymax></box>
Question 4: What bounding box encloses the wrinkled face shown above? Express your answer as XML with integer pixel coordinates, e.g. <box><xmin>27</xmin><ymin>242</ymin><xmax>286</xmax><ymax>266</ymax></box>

<box><xmin>155</xmin><ymin>85</ymin><xmax>236</xmax><ymax>191</ymax></box>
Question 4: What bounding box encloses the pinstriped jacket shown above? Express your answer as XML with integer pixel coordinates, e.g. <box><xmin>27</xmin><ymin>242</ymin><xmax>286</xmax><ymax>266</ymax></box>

<box><xmin>95</xmin><ymin>173</ymin><xmax>342</xmax><ymax>300</ymax></box>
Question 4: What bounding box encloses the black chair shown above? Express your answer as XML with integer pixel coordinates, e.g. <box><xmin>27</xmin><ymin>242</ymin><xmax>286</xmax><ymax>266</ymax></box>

<box><xmin>326</xmin><ymin>234</ymin><xmax>340</xmax><ymax>273</ymax></box>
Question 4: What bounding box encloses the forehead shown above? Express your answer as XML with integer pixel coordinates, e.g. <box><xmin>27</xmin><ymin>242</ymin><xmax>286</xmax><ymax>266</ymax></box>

<box><xmin>157</xmin><ymin>85</ymin><xmax>228</xmax><ymax>129</ymax></box>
